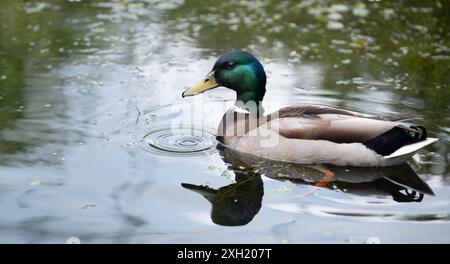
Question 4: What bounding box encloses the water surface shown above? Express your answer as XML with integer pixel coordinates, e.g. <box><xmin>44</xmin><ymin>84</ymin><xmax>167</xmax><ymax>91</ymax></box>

<box><xmin>0</xmin><ymin>0</ymin><xmax>449</xmax><ymax>243</ymax></box>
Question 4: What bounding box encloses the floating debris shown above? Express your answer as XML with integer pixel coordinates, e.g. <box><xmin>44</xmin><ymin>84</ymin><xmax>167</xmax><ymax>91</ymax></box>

<box><xmin>353</xmin><ymin>4</ymin><xmax>369</xmax><ymax>17</ymax></box>
<box><xmin>80</xmin><ymin>204</ymin><xmax>97</xmax><ymax>209</ymax></box>
<box><xmin>66</xmin><ymin>237</ymin><xmax>81</xmax><ymax>244</ymax></box>
<box><xmin>331</xmin><ymin>39</ymin><xmax>347</xmax><ymax>45</ymax></box>
<box><xmin>351</xmin><ymin>39</ymin><xmax>368</xmax><ymax>49</ymax></box>
<box><xmin>399</xmin><ymin>47</ymin><xmax>409</xmax><ymax>55</ymax></box>
<box><xmin>327</xmin><ymin>21</ymin><xmax>344</xmax><ymax>30</ymax></box>
<box><xmin>328</xmin><ymin>4</ymin><xmax>349</xmax><ymax>13</ymax></box>
<box><xmin>345</xmin><ymin>238</ymin><xmax>360</xmax><ymax>244</ymax></box>
<box><xmin>411</xmin><ymin>24</ymin><xmax>428</xmax><ymax>34</ymax></box>
<box><xmin>382</xmin><ymin>9</ymin><xmax>395</xmax><ymax>20</ymax></box>
<box><xmin>327</xmin><ymin>12</ymin><xmax>343</xmax><ymax>21</ymax></box>
<box><xmin>336</xmin><ymin>80</ymin><xmax>351</xmax><ymax>85</ymax></box>
<box><xmin>338</xmin><ymin>48</ymin><xmax>353</xmax><ymax>54</ymax></box>
<box><xmin>307</xmin><ymin>7</ymin><xmax>324</xmax><ymax>17</ymax></box>
<box><xmin>30</xmin><ymin>180</ymin><xmax>41</xmax><ymax>186</ymax></box>
<box><xmin>25</xmin><ymin>2</ymin><xmax>52</xmax><ymax>14</ymax></box>
<box><xmin>366</xmin><ymin>237</ymin><xmax>381</xmax><ymax>244</ymax></box>
<box><xmin>352</xmin><ymin>77</ymin><xmax>365</xmax><ymax>84</ymax></box>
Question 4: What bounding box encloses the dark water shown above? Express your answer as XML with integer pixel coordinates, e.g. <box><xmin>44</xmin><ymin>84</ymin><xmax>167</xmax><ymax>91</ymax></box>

<box><xmin>0</xmin><ymin>0</ymin><xmax>449</xmax><ymax>243</ymax></box>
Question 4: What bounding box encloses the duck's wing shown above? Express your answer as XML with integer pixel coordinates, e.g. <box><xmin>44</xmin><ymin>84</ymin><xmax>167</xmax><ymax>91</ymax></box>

<box><xmin>269</xmin><ymin>105</ymin><xmax>406</xmax><ymax>143</ymax></box>
<box><xmin>267</xmin><ymin>104</ymin><xmax>437</xmax><ymax>156</ymax></box>
<box><xmin>275</xmin><ymin>104</ymin><xmax>421</xmax><ymax>122</ymax></box>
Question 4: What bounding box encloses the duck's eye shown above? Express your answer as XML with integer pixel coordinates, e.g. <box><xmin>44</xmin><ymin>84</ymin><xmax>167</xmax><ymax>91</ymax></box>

<box><xmin>225</xmin><ymin>62</ymin><xmax>235</xmax><ymax>69</ymax></box>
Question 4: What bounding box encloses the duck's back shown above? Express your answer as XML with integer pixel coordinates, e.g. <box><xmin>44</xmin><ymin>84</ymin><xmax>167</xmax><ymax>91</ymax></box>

<box><xmin>216</xmin><ymin>105</ymin><xmax>437</xmax><ymax>167</ymax></box>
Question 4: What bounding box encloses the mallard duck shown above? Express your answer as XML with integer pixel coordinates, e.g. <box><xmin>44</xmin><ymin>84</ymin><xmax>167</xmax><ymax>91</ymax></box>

<box><xmin>182</xmin><ymin>50</ymin><xmax>437</xmax><ymax>167</ymax></box>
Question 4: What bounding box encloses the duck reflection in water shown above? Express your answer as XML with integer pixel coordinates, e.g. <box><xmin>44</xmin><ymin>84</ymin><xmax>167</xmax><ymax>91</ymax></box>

<box><xmin>182</xmin><ymin>145</ymin><xmax>434</xmax><ymax>226</ymax></box>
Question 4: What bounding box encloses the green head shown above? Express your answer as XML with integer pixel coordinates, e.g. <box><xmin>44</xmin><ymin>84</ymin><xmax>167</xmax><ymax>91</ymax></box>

<box><xmin>182</xmin><ymin>51</ymin><xmax>267</xmax><ymax>105</ymax></box>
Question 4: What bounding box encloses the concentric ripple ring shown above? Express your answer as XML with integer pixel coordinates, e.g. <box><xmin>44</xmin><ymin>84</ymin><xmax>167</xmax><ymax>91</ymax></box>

<box><xmin>140</xmin><ymin>125</ymin><xmax>217</xmax><ymax>157</ymax></box>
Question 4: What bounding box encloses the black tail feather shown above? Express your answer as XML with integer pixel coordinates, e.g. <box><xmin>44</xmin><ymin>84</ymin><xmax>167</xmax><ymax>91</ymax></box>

<box><xmin>364</xmin><ymin>126</ymin><xmax>427</xmax><ymax>156</ymax></box>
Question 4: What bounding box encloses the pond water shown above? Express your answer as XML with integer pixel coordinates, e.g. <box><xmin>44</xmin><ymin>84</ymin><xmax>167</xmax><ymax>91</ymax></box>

<box><xmin>0</xmin><ymin>0</ymin><xmax>449</xmax><ymax>243</ymax></box>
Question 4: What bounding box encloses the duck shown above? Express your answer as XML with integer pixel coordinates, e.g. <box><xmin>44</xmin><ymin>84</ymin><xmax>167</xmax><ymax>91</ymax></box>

<box><xmin>182</xmin><ymin>50</ymin><xmax>438</xmax><ymax>167</ymax></box>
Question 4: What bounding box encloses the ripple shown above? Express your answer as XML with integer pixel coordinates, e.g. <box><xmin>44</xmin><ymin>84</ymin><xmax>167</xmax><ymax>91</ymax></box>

<box><xmin>139</xmin><ymin>125</ymin><xmax>217</xmax><ymax>157</ymax></box>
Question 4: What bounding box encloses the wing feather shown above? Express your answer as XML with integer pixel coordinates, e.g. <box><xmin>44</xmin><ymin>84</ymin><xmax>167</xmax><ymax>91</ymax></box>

<box><xmin>274</xmin><ymin>105</ymin><xmax>421</xmax><ymax>122</ymax></box>
<box><xmin>268</xmin><ymin>105</ymin><xmax>406</xmax><ymax>143</ymax></box>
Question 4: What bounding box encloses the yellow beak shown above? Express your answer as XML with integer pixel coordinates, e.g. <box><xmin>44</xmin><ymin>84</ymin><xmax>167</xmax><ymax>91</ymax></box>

<box><xmin>182</xmin><ymin>71</ymin><xmax>219</xmax><ymax>97</ymax></box>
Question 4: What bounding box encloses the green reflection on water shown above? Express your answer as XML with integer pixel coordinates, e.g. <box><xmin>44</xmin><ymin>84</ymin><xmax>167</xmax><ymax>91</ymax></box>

<box><xmin>0</xmin><ymin>0</ymin><xmax>448</xmax><ymax>157</ymax></box>
<box><xmin>165</xmin><ymin>0</ymin><xmax>449</xmax><ymax>116</ymax></box>
<box><xmin>0</xmin><ymin>0</ymin><xmax>99</xmax><ymax>156</ymax></box>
